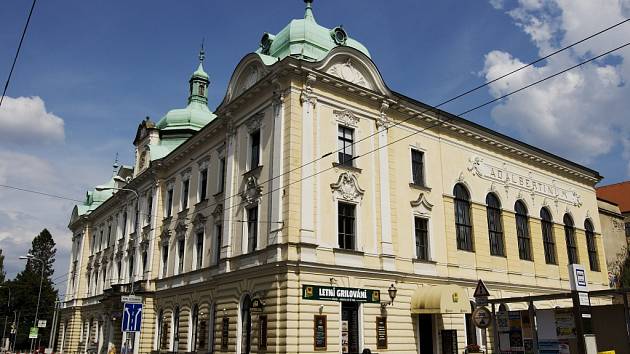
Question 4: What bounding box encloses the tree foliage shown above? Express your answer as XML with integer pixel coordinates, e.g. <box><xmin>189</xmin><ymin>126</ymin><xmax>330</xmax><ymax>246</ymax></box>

<box><xmin>9</xmin><ymin>229</ymin><xmax>59</xmax><ymax>350</ymax></box>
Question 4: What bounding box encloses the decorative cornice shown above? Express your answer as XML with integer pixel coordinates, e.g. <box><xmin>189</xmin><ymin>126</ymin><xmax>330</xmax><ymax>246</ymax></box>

<box><xmin>334</xmin><ymin>109</ymin><xmax>359</xmax><ymax>128</ymax></box>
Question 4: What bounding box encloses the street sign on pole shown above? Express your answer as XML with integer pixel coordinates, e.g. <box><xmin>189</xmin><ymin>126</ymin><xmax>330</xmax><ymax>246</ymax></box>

<box><xmin>473</xmin><ymin>279</ymin><xmax>491</xmax><ymax>306</ymax></box>
<box><xmin>37</xmin><ymin>320</ymin><xmax>47</xmax><ymax>328</ymax></box>
<box><xmin>28</xmin><ymin>327</ymin><xmax>38</xmax><ymax>339</ymax></box>
<box><xmin>121</xmin><ymin>295</ymin><xmax>143</xmax><ymax>304</ymax></box>
<box><xmin>122</xmin><ymin>303</ymin><xmax>142</xmax><ymax>333</ymax></box>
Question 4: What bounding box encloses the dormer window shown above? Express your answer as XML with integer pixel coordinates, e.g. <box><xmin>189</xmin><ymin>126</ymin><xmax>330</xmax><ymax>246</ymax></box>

<box><xmin>199</xmin><ymin>84</ymin><xmax>205</xmax><ymax>97</ymax></box>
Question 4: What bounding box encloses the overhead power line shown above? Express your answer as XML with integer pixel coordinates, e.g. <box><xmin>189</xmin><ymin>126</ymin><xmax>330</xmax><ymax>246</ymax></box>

<box><xmin>0</xmin><ymin>184</ymin><xmax>83</xmax><ymax>203</ymax></box>
<box><xmin>0</xmin><ymin>0</ymin><xmax>38</xmax><ymax>108</ymax></box>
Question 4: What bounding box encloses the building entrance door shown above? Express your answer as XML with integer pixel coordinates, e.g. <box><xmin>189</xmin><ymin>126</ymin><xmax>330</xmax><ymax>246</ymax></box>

<box><xmin>418</xmin><ymin>314</ymin><xmax>433</xmax><ymax>354</ymax></box>
<box><xmin>341</xmin><ymin>302</ymin><xmax>359</xmax><ymax>354</ymax></box>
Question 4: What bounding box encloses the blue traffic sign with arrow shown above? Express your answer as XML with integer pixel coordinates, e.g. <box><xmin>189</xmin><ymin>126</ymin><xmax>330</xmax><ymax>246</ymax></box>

<box><xmin>122</xmin><ymin>303</ymin><xmax>143</xmax><ymax>332</ymax></box>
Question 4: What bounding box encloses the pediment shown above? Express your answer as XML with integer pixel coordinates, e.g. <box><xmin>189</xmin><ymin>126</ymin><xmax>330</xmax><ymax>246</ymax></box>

<box><xmin>224</xmin><ymin>54</ymin><xmax>271</xmax><ymax>105</ymax></box>
<box><xmin>331</xmin><ymin>172</ymin><xmax>365</xmax><ymax>203</ymax></box>
<box><xmin>411</xmin><ymin>193</ymin><xmax>433</xmax><ymax>216</ymax></box>
<box><xmin>315</xmin><ymin>48</ymin><xmax>390</xmax><ymax>96</ymax></box>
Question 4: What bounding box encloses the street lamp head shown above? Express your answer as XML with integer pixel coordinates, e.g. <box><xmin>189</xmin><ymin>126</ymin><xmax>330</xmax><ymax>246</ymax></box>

<box><xmin>95</xmin><ymin>186</ymin><xmax>111</xmax><ymax>192</ymax></box>
<box><xmin>388</xmin><ymin>283</ymin><xmax>397</xmax><ymax>303</ymax></box>
<box><xmin>113</xmin><ymin>175</ymin><xmax>128</xmax><ymax>184</ymax></box>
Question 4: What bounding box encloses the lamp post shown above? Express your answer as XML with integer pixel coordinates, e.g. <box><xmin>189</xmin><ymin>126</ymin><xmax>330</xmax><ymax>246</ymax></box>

<box><xmin>19</xmin><ymin>253</ymin><xmax>45</xmax><ymax>353</ymax></box>
<box><xmin>0</xmin><ymin>285</ymin><xmax>10</xmax><ymax>351</ymax></box>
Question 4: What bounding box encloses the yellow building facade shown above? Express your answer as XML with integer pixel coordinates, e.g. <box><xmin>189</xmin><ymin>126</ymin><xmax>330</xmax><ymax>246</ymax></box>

<box><xmin>58</xmin><ymin>2</ymin><xmax>608</xmax><ymax>354</ymax></box>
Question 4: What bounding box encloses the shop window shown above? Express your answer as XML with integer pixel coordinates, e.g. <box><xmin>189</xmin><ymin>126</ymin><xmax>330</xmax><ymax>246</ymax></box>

<box><xmin>241</xmin><ymin>295</ymin><xmax>252</xmax><ymax>354</ymax></box>
<box><xmin>250</xmin><ymin>129</ymin><xmax>261</xmax><ymax>169</ymax></box>
<box><xmin>338</xmin><ymin>202</ymin><xmax>356</xmax><ymax>250</ymax></box>
<box><xmin>414</xmin><ymin>217</ymin><xmax>429</xmax><ymax>261</ymax></box>
<box><xmin>515</xmin><ymin>201</ymin><xmax>532</xmax><ymax>261</ymax></box>
<box><xmin>341</xmin><ymin>302</ymin><xmax>359</xmax><ymax>354</ymax></box>
<box><xmin>338</xmin><ymin>126</ymin><xmax>354</xmax><ymax>166</ymax></box>
<box><xmin>564</xmin><ymin>214</ymin><xmax>578</xmax><ymax>265</ymax></box>
<box><xmin>585</xmin><ymin>220</ymin><xmax>599</xmax><ymax>271</ymax></box>
<box><xmin>247</xmin><ymin>207</ymin><xmax>258</xmax><ymax>253</ymax></box>
<box><xmin>486</xmin><ymin>193</ymin><xmax>505</xmax><ymax>256</ymax></box>
<box><xmin>453</xmin><ymin>184</ymin><xmax>473</xmax><ymax>251</ymax></box>
<box><xmin>411</xmin><ymin>149</ymin><xmax>425</xmax><ymax>186</ymax></box>
<box><xmin>191</xmin><ymin>305</ymin><xmax>199</xmax><ymax>351</ymax></box>
<box><xmin>441</xmin><ymin>330</ymin><xmax>458</xmax><ymax>354</ymax></box>
<box><xmin>540</xmin><ymin>208</ymin><xmax>556</xmax><ymax>264</ymax></box>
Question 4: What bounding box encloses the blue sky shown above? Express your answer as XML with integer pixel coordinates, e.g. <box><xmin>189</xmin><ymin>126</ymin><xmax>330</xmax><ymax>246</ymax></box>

<box><xmin>1</xmin><ymin>0</ymin><xmax>628</xmax><ymax>287</ymax></box>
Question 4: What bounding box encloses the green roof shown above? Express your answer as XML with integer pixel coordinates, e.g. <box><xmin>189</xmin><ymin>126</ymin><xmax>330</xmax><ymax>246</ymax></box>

<box><xmin>256</xmin><ymin>0</ymin><xmax>370</xmax><ymax>62</ymax></box>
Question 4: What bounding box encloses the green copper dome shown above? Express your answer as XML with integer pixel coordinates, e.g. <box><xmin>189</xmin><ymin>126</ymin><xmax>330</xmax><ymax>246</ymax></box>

<box><xmin>157</xmin><ymin>49</ymin><xmax>216</xmax><ymax>133</ymax></box>
<box><xmin>256</xmin><ymin>0</ymin><xmax>371</xmax><ymax>62</ymax></box>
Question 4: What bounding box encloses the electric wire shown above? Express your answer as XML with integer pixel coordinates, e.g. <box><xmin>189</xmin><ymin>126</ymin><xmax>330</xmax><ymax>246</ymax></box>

<box><xmin>0</xmin><ymin>0</ymin><xmax>38</xmax><ymax>108</ymax></box>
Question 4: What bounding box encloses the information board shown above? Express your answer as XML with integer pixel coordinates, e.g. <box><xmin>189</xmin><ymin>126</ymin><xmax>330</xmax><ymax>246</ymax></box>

<box><xmin>376</xmin><ymin>316</ymin><xmax>387</xmax><ymax>349</ymax></box>
<box><xmin>314</xmin><ymin>315</ymin><xmax>327</xmax><ymax>350</ymax></box>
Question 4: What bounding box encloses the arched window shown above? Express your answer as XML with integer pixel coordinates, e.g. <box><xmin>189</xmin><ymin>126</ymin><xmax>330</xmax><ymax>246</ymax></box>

<box><xmin>541</xmin><ymin>208</ymin><xmax>556</xmax><ymax>264</ymax></box>
<box><xmin>486</xmin><ymin>193</ymin><xmax>504</xmax><ymax>256</ymax></box>
<box><xmin>156</xmin><ymin>310</ymin><xmax>164</xmax><ymax>351</ymax></box>
<box><xmin>173</xmin><ymin>306</ymin><xmax>180</xmax><ymax>352</ymax></box>
<box><xmin>564</xmin><ymin>214</ymin><xmax>578</xmax><ymax>265</ymax></box>
<box><xmin>454</xmin><ymin>184</ymin><xmax>473</xmax><ymax>251</ymax></box>
<box><xmin>191</xmin><ymin>304</ymin><xmax>199</xmax><ymax>351</ymax></box>
<box><xmin>585</xmin><ymin>220</ymin><xmax>599</xmax><ymax>271</ymax></box>
<box><xmin>240</xmin><ymin>295</ymin><xmax>252</xmax><ymax>354</ymax></box>
<box><xmin>199</xmin><ymin>84</ymin><xmax>205</xmax><ymax>97</ymax></box>
<box><xmin>515</xmin><ymin>201</ymin><xmax>532</xmax><ymax>261</ymax></box>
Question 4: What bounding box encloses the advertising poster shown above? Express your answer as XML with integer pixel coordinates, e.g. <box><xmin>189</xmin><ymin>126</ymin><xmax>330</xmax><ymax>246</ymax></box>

<box><xmin>508</xmin><ymin>311</ymin><xmax>524</xmax><ymax>352</ymax></box>
<box><xmin>341</xmin><ymin>320</ymin><xmax>349</xmax><ymax>353</ymax></box>
<box><xmin>555</xmin><ymin>309</ymin><xmax>576</xmax><ymax>339</ymax></box>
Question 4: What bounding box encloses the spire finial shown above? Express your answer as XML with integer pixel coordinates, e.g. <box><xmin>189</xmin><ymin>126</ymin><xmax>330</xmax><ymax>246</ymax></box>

<box><xmin>112</xmin><ymin>152</ymin><xmax>120</xmax><ymax>177</ymax></box>
<box><xmin>199</xmin><ymin>38</ymin><xmax>205</xmax><ymax>63</ymax></box>
<box><xmin>304</xmin><ymin>0</ymin><xmax>314</xmax><ymax>20</ymax></box>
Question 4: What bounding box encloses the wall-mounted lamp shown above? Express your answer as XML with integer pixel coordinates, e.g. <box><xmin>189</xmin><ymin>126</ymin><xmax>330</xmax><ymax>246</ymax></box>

<box><xmin>319</xmin><ymin>304</ymin><xmax>324</xmax><ymax>314</ymax></box>
<box><xmin>329</xmin><ymin>277</ymin><xmax>337</xmax><ymax>286</ymax></box>
<box><xmin>381</xmin><ymin>283</ymin><xmax>398</xmax><ymax>309</ymax></box>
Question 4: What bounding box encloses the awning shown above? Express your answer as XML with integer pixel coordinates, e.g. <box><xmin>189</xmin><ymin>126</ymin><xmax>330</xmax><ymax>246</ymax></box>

<box><xmin>411</xmin><ymin>285</ymin><xmax>471</xmax><ymax>314</ymax></box>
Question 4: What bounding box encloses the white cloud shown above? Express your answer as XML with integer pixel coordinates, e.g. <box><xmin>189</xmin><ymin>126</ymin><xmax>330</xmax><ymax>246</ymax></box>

<box><xmin>0</xmin><ymin>96</ymin><xmax>65</xmax><ymax>144</ymax></box>
<box><xmin>484</xmin><ymin>0</ymin><xmax>630</xmax><ymax>173</ymax></box>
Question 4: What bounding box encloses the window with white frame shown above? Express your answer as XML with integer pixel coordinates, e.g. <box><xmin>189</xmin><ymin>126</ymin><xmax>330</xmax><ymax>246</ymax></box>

<box><xmin>181</xmin><ymin>178</ymin><xmax>190</xmax><ymax>211</ymax></box>
<box><xmin>166</xmin><ymin>186</ymin><xmax>174</xmax><ymax>218</ymax></box>
<box><xmin>247</xmin><ymin>206</ymin><xmax>258</xmax><ymax>253</ymax></box>
<box><xmin>411</xmin><ymin>149</ymin><xmax>425</xmax><ymax>186</ymax></box>
<box><xmin>199</xmin><ymin>167</ymin><xmax>208</xmax><ymax>202</ymax></box>
<box><xmin>146</xmin><ymin>194</ymin><xmax>153</xmax><ymax>225</ymax></box>
<box><xmin>215</xmin><ymin>224</ymin><xmax>222</xmax><ymax>264</ymax></box>
<box><xmin>177</xmin><ymin>238</ymin><xmax>185</xmax><ymax>274</ymax></box>
<box><xmin>142</xmin><ymin>250</ymin><xmax>148</xmax><ymax>278</ymax></box>
<box><xmin>195</xmin><ymin>230</ymin><xmax>204</xmax><ymax>270</ymax></box>
<box><xmin>161</xmin><ymin>244</ymin><xmax>168</xmax><ymax>278</ymax></box>
<box><xmin>414</xmin><ymin>217</ymin><xmax>429</xmax><ymax>261</ymax></box>
<box><xmin>250</xmin><ymin>129</ymin><xmax>261</xmax><ymax>170</ymax></box>
<box><xmin>338</xmin><ymin>202</ymin><xmax>356</xmax><ymax>250</ymax></box>
<box><xmin>128</xmin><ymin>251</ymin><xmax>135</xmax><ymax>280</ymax></box>
<box><xmin>217</xmin><ymin>157</ymin><xmax>226</xmax><ymax>194</ymax></box>
<box><xmin>338</xmin><ymin>126</ymin><xmax>354</xmax><ymax>166</ymax></box>
<box><xmin>122</xmin><ymin>211</ymin><xmax>128</xmax><ymax>238</ymax></box>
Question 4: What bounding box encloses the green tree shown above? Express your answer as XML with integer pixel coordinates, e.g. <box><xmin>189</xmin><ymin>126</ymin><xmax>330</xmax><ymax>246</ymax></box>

<box><xmin>11</xmin><ymin>229</ymin><xmax>58</xmax><ymax>350</ymax></box>
<box><xmin>0</xmin><ymin>248</ymin><xmax>5</xmax><ymax>283</ymax></box>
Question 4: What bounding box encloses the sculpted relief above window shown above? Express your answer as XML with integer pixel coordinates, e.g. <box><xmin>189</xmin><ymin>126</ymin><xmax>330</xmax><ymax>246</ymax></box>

<box><xmin>330</xmin><ymin>172</ymin><xmax>364</xmax><ymax>203</ymax></box>
<box><xmin>326</xmin><ymin>58</ymin><xmax>372</xmax><ymax>90</ymax></box>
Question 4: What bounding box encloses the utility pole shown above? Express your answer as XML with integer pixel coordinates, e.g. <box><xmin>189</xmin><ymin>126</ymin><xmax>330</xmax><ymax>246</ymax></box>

<box><xmin>48</xmin><ymin>299</ymin><xmax>60</xmax><ymax>350</ymax></box>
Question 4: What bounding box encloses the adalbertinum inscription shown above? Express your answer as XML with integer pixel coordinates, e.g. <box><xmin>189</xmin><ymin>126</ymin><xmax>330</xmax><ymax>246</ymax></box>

<box><xmin>468</xmin><ymin>156</ymin><xmax>582</xmax><ymax>206</ymax></box>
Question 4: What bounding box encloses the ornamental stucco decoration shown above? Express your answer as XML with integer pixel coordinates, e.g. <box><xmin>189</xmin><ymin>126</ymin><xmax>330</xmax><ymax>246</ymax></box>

<box><xmin>246</xmin><ymin>112</ymin><xmax>264</xmax><ymax>133</ymax></box>
<box><xmin>175</xmin><ymin>222</ymin><xmax>187</xmax><ymax>236</ymax></box>
<box><xmin>410</xmin><ymin>193</ymin><xmax>433</xmax><ymax>217</ymax></box>
<box><xmin>330</xmin><ymin>172</ymin><xmax>365</xmax><ymax>202</ymax></box>
<box><xmin>193</xmin><ymin>213</ymin><xmax>207</xmax><ymax>230</ymax></box>
<box><xmin>334</xmin><ymin>109</ymin><xmax>359</xmax><ymax>128</ymax></box>
<box><xmin>241</xmin><ymin>176</ymin><xmax>263</xmax><ymax>207</ymax></box>
<box><xmin>326</xmin><ymin>58</ymin><xmax>370</xmax><ymax>89</ymax></box>
<box><xmin>211</xmin><ymin>204</ymin><xmax>224</xmax><ymax>220</ymax></box>
<box><xmin>300</xmin><ymin>74</ymin><xmax>317</xmax><ymax>106</ymax></box>
<box><xmin>376</xmin><ymin>100</ymin><xmax>390</xmax><ymax>129</ymax></box>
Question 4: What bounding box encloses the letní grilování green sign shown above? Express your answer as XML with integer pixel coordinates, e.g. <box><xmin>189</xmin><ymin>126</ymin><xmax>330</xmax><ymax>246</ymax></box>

<box><xmin>302</xmin><ymin>284</ymin><xmax>381</xmax><ymax>303</ymax></box>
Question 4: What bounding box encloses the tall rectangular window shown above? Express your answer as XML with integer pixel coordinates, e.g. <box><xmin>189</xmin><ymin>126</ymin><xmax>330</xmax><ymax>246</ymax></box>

<box><xmin>107</xmin><ymin>226</ymin><xmax>111</xmax><ymax>247</ymax></box>
<box><xmin>199</xmin><ymin>168</ymin><xmax>208</xmax><ymax>201</ymax></box>
<box><xmin>146</xmin><ymin>194</ymin><xmax>153</xmax><ymax>225</ymax></box>
<box><xmin>247</xmin><ymin>207</ymin><xmax>258</xmax><ymax>253</ymax></box>
<box><xmin>250</xmin><ymin>130</ymin><xmax>261</xmax><ymax>169</ymax></box>
<box><xmin>134</xmin><ymin>205</ymin><xmax>139</xmax><ymax>233</ymax></box>
<box><xmin>218</xmin><ymin>157</ymin><xmax>226</xmax><ymax>193</ymax></box>
<box><xmin>166</xmin><ymin>188</ymin><xmax>174</xmax><ymax>218</ymax></box>
<box><xmin>338</xmin><ymin>202</ymin><xmax>356</xmax><ymax>250</ymax></box>
<box><xmin>182</xmin><ymin>179</ymin><xmax>190</xmax><ymax>210</ymax></box>
<box><xmin>122</xmin><ymin>212</ymin><xmax>127</xmax><ymax>239</ymax></box>
<box><xmin>196</xmin><ymin>230</ymin><xmax>204</xmax><ymax>270</ymax></box>
<box><xmin>141</xmin><ymin>250</ymin><xmax>148</xmax><ymax>279</ymax></box>
<box><xmin>128</xmin><ymin>252</ymin><xmax>135</xmax><ymax>280</ymax></box>
<box><xmin>161</xmin><ymin>244</ymin><xmax>168</xmax><ymax>278</ymax></box>
<box><xmin>515</xmin><ymin>201</ymin><xmax>532</xmax><ymax>261</ymax></box>
<box><xmin>178</xmin><ymin>238</ymin><xmax>185</xmax><ymax>274</ymax></box>
<box><xmin>215</xmin><ymin>224</ymin><xmax>223</xmax><ymax>264</ymax></box>
<box><xmin>454</xmin><ymin>184</ymin><xmax>473</xmax><ymax>251</ymax></box>
<box><xmin>585</xmin><ymin>221</ymin><xmax>599</xmax><ymax>271</ymax></box>
<box><xmin>411</xmin><ymin>150</ymin><xmax>425</xmax><ymax>186</ymax></box>
<box><xmin>414</xmin><ymin>217</ymin><xmax>429</xmax><ymax>261</ymax></box>
<box><xmin>541</xmin><ymin>208</ymin><xmax>556</xmax><ymax>264</ymax></box>
<box><xmin>564</xmin><ymin>215</ymin><xmax>578</xmax><ymax>265</ymax></box>
<box><xmin>486</xmin><ymin>194</ymin><xmax>505</xmax><ymax>257</ymax></box>
<box><xmin>338</xmin><ymin>126</ymin><xmax>354</xmax><ymax>166</ymax></box>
